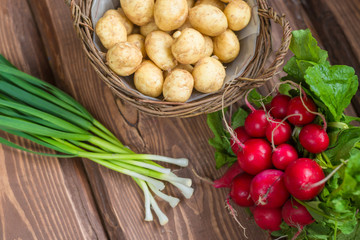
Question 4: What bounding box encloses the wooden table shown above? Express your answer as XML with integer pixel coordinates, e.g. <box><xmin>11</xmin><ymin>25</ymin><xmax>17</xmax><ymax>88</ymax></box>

<box><xmin>0</xmin><ymin>0</ymin><xmax>359</xmax><ymax>239</ymax></box>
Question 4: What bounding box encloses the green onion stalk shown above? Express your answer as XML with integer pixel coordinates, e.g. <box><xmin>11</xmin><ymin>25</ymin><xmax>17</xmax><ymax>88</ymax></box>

<box><xmin>0</xmin><ymin>55</ymin><xmax>194</xmax><ymax>225</ymax></box>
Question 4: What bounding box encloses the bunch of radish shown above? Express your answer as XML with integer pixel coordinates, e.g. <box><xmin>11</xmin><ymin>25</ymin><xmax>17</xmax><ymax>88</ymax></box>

<box><xmin>214</xmin><ymin>90</ymin><xmax>330</xmax><ymax>237</ymax></box>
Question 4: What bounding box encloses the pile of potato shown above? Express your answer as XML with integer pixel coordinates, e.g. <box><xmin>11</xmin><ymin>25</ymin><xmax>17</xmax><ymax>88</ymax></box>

<box><xmin>96</xmin><ymin>0</ymin><xmax>251</xmax><ymax>102</ymax></box>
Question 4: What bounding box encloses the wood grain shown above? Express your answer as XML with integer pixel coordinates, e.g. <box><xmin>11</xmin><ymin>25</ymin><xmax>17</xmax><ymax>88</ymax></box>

<box><xmin>27</xmin><ymin>0</ymin><xmax>268</xmax><ymax>239</ymax></box>
<box><xmin>300</xmin><ymin>0</ymin><xmax>360</xmax><ymax>116</ymax></box>
<box><xmin>258</xmin><ymin>0</ymin><xmax>359</xmax><ymax>118</ymax></box>
<box><xmin>0</xmin><ymin>0</ymin><xmax>107</xmax><ymax>239</ymax></box>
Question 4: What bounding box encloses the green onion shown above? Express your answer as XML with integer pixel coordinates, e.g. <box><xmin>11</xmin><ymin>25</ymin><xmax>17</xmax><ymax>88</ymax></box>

<box><xmin>0</xmin><ymin>55</ymin><xmax>193</xmax><ymax>225</ymax></box>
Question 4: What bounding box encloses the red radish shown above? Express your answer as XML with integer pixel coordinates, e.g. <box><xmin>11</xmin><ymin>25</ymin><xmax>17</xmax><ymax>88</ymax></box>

<box><xmin>229</xmin><ymin>173</ymin><xmax>254</xmax><ymax>207</ymax></box>
<box><xmin>282</xmin><ymin>199</ymin><xmax>314</xmax><ymax>227</ymax></box>
<box><xmin>287</xmin><ymin>96</ymin><xmax>317</xmax><ymax>126</ymax></box>
<box><xmin>213</xmin><ymin>162</ymin><xmax>243</xmax><ymax>188</ymax></box>
<box><xmin>244</xmin><ymin>110</ymin><xmax>268</xmax><ymax>137</ymax></box>
<box><xmin>284</xmin><ymin>158</ymin><xmax>325</xmax><ymax>200</ymax></box>
<box><xmin>270</xmin><ymin>94</ymin><xmax>291</xmax><ymax>119</ymax></box>
<box><xmin>272</xmin><ymin>144</ymin><xmax>298</xmax><ymax>170</ymax></box>
<box><xmin>265</xmin><ymin>119</ymin><xmax>292</xmax><ymax>146</ymax></box>
<box><xmin>299</xmin><ymin>124</ymin><xmax>329</xmax><ymax>153</ymax></box>
<box><xmin>253</xmin><ymin>206</ymin><xmax>282</xmax><ymax>232</ymax></box>
<box><xmin>265</xmin><ymin>103</ymin><xmax>272</xmax><ymax>112</ymax></box>
<box><xmin>230</xmin><ymin>126</ymin><xmax>250</xmax><ymax>155</ymax></box>
<box><xmin>244</xmin><ymin>91</ymin><xmax>269</xmax><ymax>137</ymax></box>
<box><xmin>250</xmin><ymin>169</ymin><xmax>289</xmax><ymax>208</ymax></box>
<box><xmin>237</xmin><ymin>139</ymin><xmax>272</xmax><ymax>175</ymax></box>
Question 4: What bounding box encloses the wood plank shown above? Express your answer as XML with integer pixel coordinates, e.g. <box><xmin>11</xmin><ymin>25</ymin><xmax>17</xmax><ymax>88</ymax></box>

<box><xmin>300</xmin><ymin>0</ymin><xmax>360</xmax><ymax>115</ymax></box>
<box><xmin>326</xmin><ymin>0</ymin><xmax>360</xmax><ymax>64</ymax></box>
<box><xmin>0</xmin><ymin>0</ymin><xmax>107</xmax><ymax>239</ymax></box>
<box><xmin>259</xmin><ymin>0</ymin><xmax>359</xmax><ymax>118</ymax></box>
<box><xmin>27</xmin><ymin>0</ymin><xmax>269</xmax><ymax>239</ymax></box>
<box><xmin>16</xmin><ymin>0</ymin><xmax>360</xmax><ymax>239</ymax></box>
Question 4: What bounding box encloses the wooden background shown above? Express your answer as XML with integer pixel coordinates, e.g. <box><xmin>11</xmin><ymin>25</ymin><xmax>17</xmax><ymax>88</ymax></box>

<box><xmin>0</xmin><ymin>0</ymin><xmax>359</xmax><ymax>239</ymax></box>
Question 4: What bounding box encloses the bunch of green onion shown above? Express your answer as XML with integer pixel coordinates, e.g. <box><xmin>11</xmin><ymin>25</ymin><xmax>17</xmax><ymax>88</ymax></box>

<box><xmin>0</xmin><ymin>55</ymin><xmax>193</xmax><ymax>225</ymax></box>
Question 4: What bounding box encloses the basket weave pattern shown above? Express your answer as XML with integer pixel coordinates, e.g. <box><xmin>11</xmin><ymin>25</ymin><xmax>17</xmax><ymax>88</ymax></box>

<box><xmin>67</xmin><ymin>0</ymin><xmax>292</xmax><ymax>117</ymax></box>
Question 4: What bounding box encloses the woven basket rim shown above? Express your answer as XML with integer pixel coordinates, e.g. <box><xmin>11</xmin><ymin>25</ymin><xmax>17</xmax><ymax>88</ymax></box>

<box><xmin>67</xmin><ymin>0</ymin><xmax>292</xmax><ymax>118</ymax></box>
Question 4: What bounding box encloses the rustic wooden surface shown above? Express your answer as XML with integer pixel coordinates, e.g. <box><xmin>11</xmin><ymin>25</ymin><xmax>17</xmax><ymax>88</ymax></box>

<box><xmin>0</xmin><ymin>0</ymin><xmax>359</xmax><ymax>239</ymax></box>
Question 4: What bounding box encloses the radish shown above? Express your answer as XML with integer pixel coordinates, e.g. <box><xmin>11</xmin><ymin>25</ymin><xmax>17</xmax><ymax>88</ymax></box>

<box><xmin>287</xmin><ymin>96</ymin><xmax>317</xmax><ymax>126</ymax></box>
<box><xmin>299</xmin><ymin>124</ymin><xmax>329</xmax><ymax>153</ymax></box>
<box><xmin>244</xmin><ymin>110</ymin><xmax>268</xmax><ymax>137</ymax></box>
<box><xmin>265</xmin><ymin>119</ymin><xmax>292</xmax><ymax>146</ymax></box>
<box><xmin>244</xmin><ymin>91</ymin><xmax>268</xmax><ymax>137</ymax></box>
<box><xmin>270</xmin><ymin>94</ymin><xmax>291</xmax><ymax>119</ymax></box>
<box><xmin>284</xmin><ymin>158</ymin><xmax>325</xmax><ymax>200</ymax></box>
<box><xmin>253</xmin><ymin>206</ymin><xmax>282</xmax><ymax>232</ymax></box>
<box><xmin>213</xmin><ymin>161</ymin><xmax>243</xmax><ymax>188</ymax></box>
<box><xmin>229</xmin><ymin>173</ymin><xmax>254</xmax><ymax>207</ymax></box>
<box><xmin>250</xmin><ymin>169</ymin><xmax>289</xmax><ymax>208</ymax></box>
<box><xmin>265</xmin><ymin>103</ymin><xmax>272</xmax><ymax>112</ymax></box>
<box><xmin>272</xmin><ymin>143</ymin><xmax>298</xmax><ymax>170</ymax></box>
<box><xmin>230</xmin><ymin>126</ymin><xmax>250</xmax><ymax>155</ymax></box>
<box><xmin>237</xmin><ymin>139</ymin><xmax>272</xmax><ymax>175</ymax></box>
<box><xmin>282</xmin><ymin>199</ymin><xmax>314</xmax><ymax>227</ymax></box>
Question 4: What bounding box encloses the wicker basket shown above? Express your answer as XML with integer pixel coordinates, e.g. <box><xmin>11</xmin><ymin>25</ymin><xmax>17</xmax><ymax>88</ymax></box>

<box><xmin>67</xmin><ymin>0</ymin><xmax>291</xmax><ymax>118</ymax></box>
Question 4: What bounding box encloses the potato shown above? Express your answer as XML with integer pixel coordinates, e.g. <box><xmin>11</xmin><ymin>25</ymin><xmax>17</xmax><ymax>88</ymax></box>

<box><xmin>164</xmin><ymin>64</ymin><xmax>194</xmax><ymax>78</ymax></box>
<box><xmin>213</xmin><ymin>29</ymin><xmax>240</xmax><ymax>63</ymax></box>
<box><xmin>134</xmin><ymin>60</ymin><xmax>164</xmax><ymax>97</ymax></box>
<box><xmin>154</xmin><ymin>0</ymin><xmax>188</xmax><ymax>31</ymax></box>
<box><xmin>178</xmin><ymin>18</ymin><xmax>193</xmax><ymax>31</ymax></box>
<box><xmin>192</xmin><ymin>57</ymin><xmax>225</xmax><ymax>93</ymax></box>
<box><xmin>95</xmin><ymin>12</ymin><xmax>127</xmax><ymax>49</ymax></box>
<box><xmin>194</xmin><ymin>0</ymin><xmax>225</xmax><ymax>11</ymax></box>
<box><xmin>145</xmin><ymin>31</ymin><xmax>177</xmax><ymax>71</ymax></box>
<box><xmin>171</xmin><ymin>28</ymin><xmax>205</xmax><ymax>65</ymax></box>
<box><xmin>202</xmin><ymin>36</ymin><xmax>214</xmax><ymax>58</ymax></box>
<box><xmin>219</xmin><ymin>0</ymin><xmax>230</xmax><ymax>2</ymax></box>
<box><xmin>140</xmin><ymin>20</ymin><xmax>159</xmax><ymax>37</ymax></box>
<box><xmin>174</xmin><ymin>64</ymin><xmax>194</xmax><ymax>73</ymax></box>
<box><xmin>120</xmin><ymin>0</ymin><xmax>154</xmax><ymax>26</ymax></box>
<box><xmin>187</xmin><ymin>0</ymin><xmax>195</xmax><ymax>8</ymax></box>
<box><xmin>106</xmin><ymin>42</ymin><xmax>142</xmax><ymax>76</ymax></box>
<box><xmin>224</xmin><ymin>0</ymin><xmax>252</xmax><ymax>31</ymax></box>
<box><xmin>104</xmin><ymin>8</ymin><xmax>134</xmax><ymax>34</ymax></box>
<box><xmin>127</xmin><ymin>34</ymin><xmax>146</xmax><ymax>58</ymax></box>
<box><xmin>189</xmin><ymin>5</ymin><xmax>228</xmax><ymax>37</ymax></box>
<box><xmin>163</xmin><ymin>69</ymin><xmax>194</xmax><ymax>102</ymax></box>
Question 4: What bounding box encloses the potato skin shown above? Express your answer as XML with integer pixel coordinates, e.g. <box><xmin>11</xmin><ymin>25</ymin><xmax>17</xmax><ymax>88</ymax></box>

<box><xmin>202</xmin><ymin>36</ymin><xmax>214</xmax><ymax>58</ymax></box>
<box><xmin>213</xmin><ymin>29</ymin><xmax>240</xmax><ymax>63</ymax></box>
<box><xmin>106</xmin><ymin>42</ymin><xmax>142</xmax><ymax>76</ymax></box>
<box><xmin>120</xmin><ymin>0</ymin><xmax>154</xmax><ymax>26</ymax></box>
<box><xmin>163</xmin><ymin>69</ymin><xmax>194</xmax><ymax>102</ymax></box>
<box><xmin>171</xmin><ymin>28</ymin><xmax>205</xmax><ymax>65</ymax></box>
<box><xmin>145</xmin><ymin>31</ymin><xmax>177</xmax><ymax>71</ymax></box>
<box><xmin>140</xmin><ymin>20</ymin><xmax>159</xmax><ymax>37</ymax></box>
<box><xmin>154</xmin><ymin>0</ymin><xmax>188</xmax><ymax>31</ymax></box>
<box><xmin>192</xmin><ymin>57</ymin><xmax>225</xmax><ymax>93</ymax></box>
<box><xmin>164</xmin><ymin>64</ymin><xmax>194</xmax><ymax>78</ymax></box>
<box><xmin>194</xmin><ymin>0</ymin><xmax>225</xmax><ymax>11</ymax></box>
<box><xmin>224</xmin><ymin>0</ymin><xmax>252</xmax><ymax>31</ymax></box>
<box><xmin>127</xmin><ymin>34</ymin><xmax>146</xmax><ymax>58</ymax></box>
<box><xmin>95</xmin><ymin>12</ymin><xmax>127</xmax><ymax>49</ymax></box>
<box><xmin>189</xmin><ymin>5</ymin><xmax>228</xmax><ymax>37</ymax></box>
<box><xmin>178</xmin><ymin>18</ymin><xmax>193</xmax><ymax>31</ymax></box>
<box><xmin>134</xmin><ymin>60</ymin><xmax>164</xmax><ymax>97</ymax></box>
<box><xmin>174</xmin><ymin>64</ymin><xmax>194</xmax><ymax>73</ymax></box>
<box><xmin>187</xmin><ymin>0</ymin><xmax>195</xmax><ymax>8</ymax></box>
<box><xmin>104</xmin><ymin>8</ymin><xmax>134</xmax><ymax>34</ymax></box>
